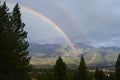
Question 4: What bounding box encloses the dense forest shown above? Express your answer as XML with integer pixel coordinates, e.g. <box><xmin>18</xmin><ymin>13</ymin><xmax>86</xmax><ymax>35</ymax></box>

<box><xmin>0</xmin><ymin>2</ymin><xmax>120</xmax><ymax>80</ymax></box>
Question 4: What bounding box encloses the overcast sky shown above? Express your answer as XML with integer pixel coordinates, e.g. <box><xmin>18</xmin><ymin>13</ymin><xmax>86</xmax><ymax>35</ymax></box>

<box><xmin>3</xmin><ymin>0</ymin><xmax>120</xmax><ymax>47</ymax></box>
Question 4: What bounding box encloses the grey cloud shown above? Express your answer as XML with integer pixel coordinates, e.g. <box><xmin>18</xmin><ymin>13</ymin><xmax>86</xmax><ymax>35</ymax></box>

<box><xmin>4</xmin><ymin>0</ymin><xmax>120</xmax><ymax>47</ymax></box>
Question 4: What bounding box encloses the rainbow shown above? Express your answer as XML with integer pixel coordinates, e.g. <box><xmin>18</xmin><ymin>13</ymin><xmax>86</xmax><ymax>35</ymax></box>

<box><xmin>6</xmin><ymin>2</ymin><xmax>98</xmax><ymax>64</ymax></box>
<box><xmin>50</xmin><ymin>1</ymin><xmax>97</xmax><ymax>63</ymax></box>
<box><xmin>7</xmin><ymin>2</ymin><xmax>78</xmax><ymax>54</ymax></box>
<box><xmin>51</xmin><ymin>1</ymin><xmax>91</xmax><ymax>44</ymax></box>
<box><xmin>87</xmin><ymin>53</ymin><xmax>97</xmax><ymax>64</ymax></box>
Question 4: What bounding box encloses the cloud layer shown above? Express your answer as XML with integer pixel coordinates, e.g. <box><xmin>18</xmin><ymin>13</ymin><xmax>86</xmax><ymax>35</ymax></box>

<box><xmin>4</xmin><ymin>0</ymin><xmax>120</xmax><ymax>47</ymax></box>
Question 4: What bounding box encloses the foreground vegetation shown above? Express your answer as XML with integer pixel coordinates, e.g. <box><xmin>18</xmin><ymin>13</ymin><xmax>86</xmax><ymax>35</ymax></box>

<box><xmin>31</xmin><ymin>55</ymin><xmax>119</xmax><ymax>80</ymax></box>
<box><xmin>31</xmin><ymin>69</ymin><xmax>115</xmax><ymax>80</ymax></box>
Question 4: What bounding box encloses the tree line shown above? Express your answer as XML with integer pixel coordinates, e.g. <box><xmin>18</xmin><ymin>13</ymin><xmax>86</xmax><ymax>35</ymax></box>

<box><xmin>34</xmin><ymin>54</ymin><xmax>120</xmax><ymax>80</ymax></box>
<box><xmin>0</xmin><ymin>2</ymin><xmax>120</xmax><ymax>80</ymax></box>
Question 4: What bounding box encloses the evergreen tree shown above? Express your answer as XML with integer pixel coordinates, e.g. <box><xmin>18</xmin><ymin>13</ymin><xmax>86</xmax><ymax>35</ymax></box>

<box><xmin>94</xmin><ymin>68</ymin><xmax>100</xmax><ymax>80</ymax></box>
<box><xmin>54</xmin><ymin>56</ymin><xmax>67</xmax><ymax>80</ymax></box>
<box><xmin>0</xmin><ymin>2</ymin><xmax>31</xmax><ymax>80</ymax></box>
<box><xmin>0</xmin><ymin>2</ymin><xmax>14</xmax><ymax>80</ymax></box>
<box><xmin>115</xmin><ymin>54</ymin><xmax>120</xmax><ymax>80</ymax></box>
<box><xmin>94</xmin><ymin>68</ymin><xmax>105</xmax><ymax>80</ymax></box>
<box><xmin>77</xmin><ymin>55</ymin><xmax>87</xmax><ymax>80</ymax></box>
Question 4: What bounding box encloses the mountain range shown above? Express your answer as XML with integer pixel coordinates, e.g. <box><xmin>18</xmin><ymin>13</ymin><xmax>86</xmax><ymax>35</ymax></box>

<box><xmin>29</xmin><ymin>43</ymin><xmax>120</xmax><ymax>66</ymax></box>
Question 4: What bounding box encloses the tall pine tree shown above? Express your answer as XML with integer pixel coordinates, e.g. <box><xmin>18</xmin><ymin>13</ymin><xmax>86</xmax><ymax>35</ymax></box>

<box><xmin>0</xmin><ymin>2</ymin><xmax>31</xmax><ymax>80</ymax></box>
<box><xmin>54</xmin><ymin>56</ymin><xmax>67</xmax><ymax>80</ymax></box>
<box><xmin>115</xmin><ymin>54</ymin><xmax>120</xmax><ymax>80</ymax></box>
<box><xmin>94</xmin><ymin>68</ymin><xmax>105</xmax><ymax>80</ymax></box>
<box><xmin>0</xmin><ymin>2</ymin><xmax>14</xmax><ymax>80</ymax></box>
<box><xmin>94</xmin><ymin>68</ymin><xmax>100</xmax><ymax>80</ymax></box>
<box><xmin>76</xmin><ymin>55</ymin><xmax>87</xmax><ymax>80</ymax></box>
